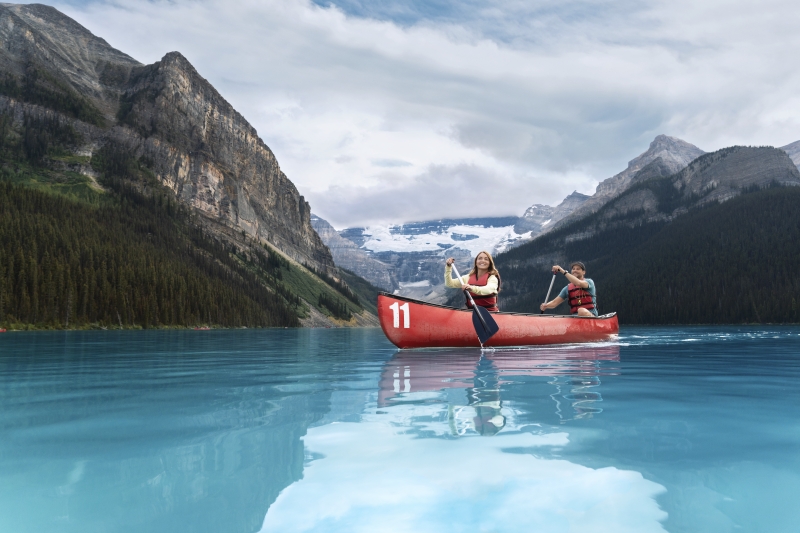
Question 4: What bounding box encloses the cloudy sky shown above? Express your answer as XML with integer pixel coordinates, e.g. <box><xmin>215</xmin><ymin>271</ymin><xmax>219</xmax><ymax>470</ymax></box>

<box><xmin>46</xmin><ymin>0</ymin><xmax>800</xmax><ymax>228</ymax></box>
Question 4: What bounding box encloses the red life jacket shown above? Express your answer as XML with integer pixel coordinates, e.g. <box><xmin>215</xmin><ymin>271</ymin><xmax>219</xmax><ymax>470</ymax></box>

<box><xmin>568</xmin><ymin>283</ymin><xmax>595</xmax><ymax>314</ymax></box>
<box><xmin>464</xmin><ymin>272</ymin><xmax>499</xmax><ymax>312</ymax></box>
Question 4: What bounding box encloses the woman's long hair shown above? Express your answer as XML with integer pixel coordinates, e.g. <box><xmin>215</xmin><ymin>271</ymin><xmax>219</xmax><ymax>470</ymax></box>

<box><xmin>469</xmin><ymin>250</ymin><xmax>501</xmax><ymax>290</ymax></box>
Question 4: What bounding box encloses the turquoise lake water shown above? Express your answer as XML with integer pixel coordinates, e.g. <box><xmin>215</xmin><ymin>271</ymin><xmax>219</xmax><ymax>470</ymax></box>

<box><xmin>1</xmin><ymin>327</ymin><xmax>800</xmax><ymax>533</ymax></box>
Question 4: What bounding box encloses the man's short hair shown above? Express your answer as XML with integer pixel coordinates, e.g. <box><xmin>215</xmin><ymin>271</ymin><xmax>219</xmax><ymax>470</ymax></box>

<box><xmin>570</xmin><ymin>261</ymin><xmax>586</xmax><ymax>271</ymax></box>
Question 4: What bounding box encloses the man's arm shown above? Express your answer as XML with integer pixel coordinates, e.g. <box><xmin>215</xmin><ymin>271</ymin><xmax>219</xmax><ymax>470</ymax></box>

<box><xmin>565</xmin><ymin>272</ymin><xmax>588</xmax><ymax>289</ymax></box>
<box><xmin>553</xmin><ymin>266</ymin><xmax>588</xmax><ymax>289</ymax></box>
<box><xmin>540</xmin><ymin>296</ymin><xmax>565</xmax><ymax>312</ymax></box>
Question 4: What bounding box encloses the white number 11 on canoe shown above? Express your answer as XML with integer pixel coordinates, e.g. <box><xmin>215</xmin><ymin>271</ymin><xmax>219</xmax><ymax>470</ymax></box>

<box><xmin>389</xmin><ymin>302</ymin><xmax>410</xmax><ymax>328</ymax></box>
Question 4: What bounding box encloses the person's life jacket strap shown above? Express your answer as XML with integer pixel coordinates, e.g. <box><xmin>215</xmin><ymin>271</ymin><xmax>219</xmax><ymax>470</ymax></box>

<box><xmin>567</xmin><ymin>283</ymin><xmax>595</xmax><ymax>314</ymax></box>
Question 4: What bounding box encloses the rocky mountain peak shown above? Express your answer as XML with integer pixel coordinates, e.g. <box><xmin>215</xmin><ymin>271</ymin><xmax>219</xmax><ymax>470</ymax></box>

<box><xmin>0</xmin><ymin>3</ymin><xmax>334</xmax><ymax>271</ymax></box>
<box><xmin>545</xmin><ymin>135</ymin><xmax>705</xmax><ymax>233</ymax></box>
<box><xmin>557</xmin><ymin>190</ymin><xmax>591</xmax><ymax>210</ymax></box>
<box><xmin>0</xmin><ymin>3</ymin><xmax>141</xmax><ymax>116</ymax></box>
<box><xmin>647</xmin><ymin>134</ymin><xmax>703</xmax><ymax>161</ymax></box>
<box><xmin>676</xmin><ymin>146</ymin><xmax>800</xmax><ymax>201</ymax></box>
<box><xmin>514</xmin><ymin>191</ymin><xmax>589</xmax><ymax>235</ymax></box>
<box><xmin>598</xmin><ymin>134</ymin><xmax>705</xmax><ymax>197</ymax></box>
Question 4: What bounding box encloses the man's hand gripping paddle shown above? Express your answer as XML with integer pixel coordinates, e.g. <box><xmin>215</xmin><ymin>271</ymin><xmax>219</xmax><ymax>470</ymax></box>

<box><xmin>541</xmin><ymin>273</ymin><xmax>557</xmax><ymax>314</ymax></box>
<box><xmin>451</xmin><ymin>264</ymin><xmax>499</xmax><ymax>346</ymax></box>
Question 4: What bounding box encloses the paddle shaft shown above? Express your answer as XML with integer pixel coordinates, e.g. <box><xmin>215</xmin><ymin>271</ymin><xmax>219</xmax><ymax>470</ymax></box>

<box><xmin>541</xmin><ymin>274</ymin><xmax>557</xmax><ymax>314</ymax></box>
<box><xmin>451</xmin><ymin>264</ymin><xmax>487</xmax><ymax>328</ymax></box>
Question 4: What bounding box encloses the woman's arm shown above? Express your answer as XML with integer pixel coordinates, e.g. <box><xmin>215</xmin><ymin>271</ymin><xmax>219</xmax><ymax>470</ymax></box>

<box><xmin>444</xmin><ymin>264</ymin><xmax>470</xmax><ymax>289</ymax></box>
<box><xmin>466</xmin><ymin>275</ymin><xmax>498</xmax><ymax>295</ymax></box>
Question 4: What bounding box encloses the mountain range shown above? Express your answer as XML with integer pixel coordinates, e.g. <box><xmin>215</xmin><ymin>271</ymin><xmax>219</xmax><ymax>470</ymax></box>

<box><xmin>497</xmin><ymin>144</ymin><xmax>800</xmax><ymax>323</ymax></box>
<box><xmin>3</xmin><ymin>3</ymin><xmax>799</xmax><ymax>327</ymax></box>
<box><xmin>317</xmin><ymin>133</ymin><xmax>800</xmax><ymax>308</ymax></box>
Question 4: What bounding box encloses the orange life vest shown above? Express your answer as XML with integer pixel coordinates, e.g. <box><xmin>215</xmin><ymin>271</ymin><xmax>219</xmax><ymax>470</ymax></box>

<box><xmin>464</xmin><ymin>272</ymin><xmax>499</xmax><ymax>312</ymax></box>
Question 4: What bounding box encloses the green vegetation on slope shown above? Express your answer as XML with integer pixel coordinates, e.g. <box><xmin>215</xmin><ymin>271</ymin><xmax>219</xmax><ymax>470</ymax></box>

<box><xmin>0</xmin><ymin>179</ymin><xmax>300</xmax><ymax>329</ymax></box>
<box><xmin>0</xmin><ymin>65</ymin><xmax>106</xmax><ymax>127</ymax></box>
<box><xmin>0</xmin><ymin>108</ymin><xmax>373</xmax><ymax>329</ymax></box>
<box><xmin>338</xmin><ymin>268</ymin><xmax>381</xmax><ymax>316</ymax></box>
<box><xmin>497</xmin><ymin>185</ymin><xmax>800</xmax><ymax>324</ymax></box>
<box><xmin>0</xmin><ymin>113</ymin><xmax>104</xmax><ymax>205</ymax></box>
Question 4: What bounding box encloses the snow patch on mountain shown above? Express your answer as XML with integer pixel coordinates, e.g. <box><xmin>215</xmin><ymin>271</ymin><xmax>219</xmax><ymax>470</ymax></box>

<box><xmin>359</xmin><ymin>224</ymin><xmax>531</xmax><ymax>256</ymax></box>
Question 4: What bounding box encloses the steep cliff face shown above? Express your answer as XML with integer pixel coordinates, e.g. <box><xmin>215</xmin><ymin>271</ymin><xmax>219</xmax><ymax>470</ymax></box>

<box><xmin>676</xmin><ymin>146</ymin><xmax>800</xmax><ymax>200</ymax></box>
<box><xmin>118</xmin><ymin>52</ymin><xmax>333</xmax><ymax>268</ymax></box>
<box><xmin>0</xmin><ymin>3</ymin><xmax>334</xmax><ymax>271</ymax></box>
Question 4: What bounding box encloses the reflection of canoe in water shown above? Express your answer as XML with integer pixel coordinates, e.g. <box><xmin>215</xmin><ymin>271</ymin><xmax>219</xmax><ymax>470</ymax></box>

<box><xmin>378</xmin><ymin>293</ymin><xmax>619</xmax><ymax>349</ymax></box>
<box><xmin>378</xmin><ymin>345</ymin><xmax>621</xmax><ymax>406</ymax></box>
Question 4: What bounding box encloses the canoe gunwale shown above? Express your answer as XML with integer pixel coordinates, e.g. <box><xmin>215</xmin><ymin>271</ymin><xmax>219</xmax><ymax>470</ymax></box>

<box><xmin>378</xmin><ymin>292</ymin><xmax>617</xmax><ymax>320</ymax></box>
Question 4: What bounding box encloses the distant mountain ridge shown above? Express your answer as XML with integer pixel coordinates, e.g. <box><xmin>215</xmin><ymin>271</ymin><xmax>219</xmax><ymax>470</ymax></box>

<box><xmin>311</xmin><ymin>214</ymin><xmax>396</xmax><ymax>290</ymax></box>
<box><xmin>546</xmin><ymin>135</ymin><xmax>706</xmax><ymax>233</ymax></box>
<box><xmin>317</xmin><ymin>134</ymin><xmax>710</xmax><ymax>300</ymax></box>
<box><xmin>318</xmin><ymin>134</ymin><xmax>800</xmax><ymax>310</ymax></box>
<box><xmin>496</xmin><ymin>144</ymin><xmax>800</xmax><ymax>322</ymax></box>
<box><xmin>335</xmin><ymin>216</ymin><xmax>526</xmax><ymax>299</ymax></box>
<box><xmin>514</xmin><ymin>191</ymin><xmax>590</xmax><ymax>235</ymax></box>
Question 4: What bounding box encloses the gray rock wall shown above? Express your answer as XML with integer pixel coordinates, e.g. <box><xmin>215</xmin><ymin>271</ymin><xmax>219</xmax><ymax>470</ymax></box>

<box><xmin>0</xmin><ymin>4</ymin><xmax>334</xmax><ymax>271</ymax></box>
<box><xmin>311</xmin><ymin>215</ymin><xmax>397</xmax><ymax>290</ymax></box>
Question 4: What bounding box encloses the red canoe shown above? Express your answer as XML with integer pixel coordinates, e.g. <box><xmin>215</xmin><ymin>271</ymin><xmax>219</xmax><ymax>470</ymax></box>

<box><xmin>378</xmin><ymin>293</ymin><xmax>619</xmax><ymax>349</ymax></box>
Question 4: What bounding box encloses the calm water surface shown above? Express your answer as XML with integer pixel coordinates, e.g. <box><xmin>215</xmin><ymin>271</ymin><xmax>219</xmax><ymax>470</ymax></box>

<box><xmin>2</xmin><ymin>327</ymin><xmax>800</xmax><ymax>533</ymax></box>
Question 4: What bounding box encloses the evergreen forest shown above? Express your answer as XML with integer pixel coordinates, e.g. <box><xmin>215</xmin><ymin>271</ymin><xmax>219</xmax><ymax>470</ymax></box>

<box><xmin>495</xmin><ymin>185</ymin><xmax>800</xmax><ymax>324</ymax></box>
<box><xmin>0</xmin><ymin>110</ymin><xmax>370</xmax><ymax>329</ymax></box>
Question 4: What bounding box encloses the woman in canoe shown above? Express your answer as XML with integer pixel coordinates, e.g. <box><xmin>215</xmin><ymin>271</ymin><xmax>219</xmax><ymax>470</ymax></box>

<box><xmin>445</xmin><ymin>251</ymin><xmax>501</xmax><ymax>312</ymax></box>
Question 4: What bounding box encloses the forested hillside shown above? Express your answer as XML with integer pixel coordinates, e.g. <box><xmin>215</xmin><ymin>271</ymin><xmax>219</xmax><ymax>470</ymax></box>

<box><xmin>496</xmin><ymin>185</ymin><xmax>800</xmax><ymax>324</ymax></box>
<box><xmin>0</xmin><ymin>113</ymin><xmax>372</xmax><ymax>330</ymax></box>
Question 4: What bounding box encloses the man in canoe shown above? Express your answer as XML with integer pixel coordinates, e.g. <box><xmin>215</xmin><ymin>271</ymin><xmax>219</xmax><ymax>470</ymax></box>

<box><xmin>445</xmin><ymin>251</ymin><xmax>501</xmax><ymax>312</ymax></box>
<box><xmin>540</xmin><ymin>261</ymin><xmax>598</xmax><ymax>317</ymax></box>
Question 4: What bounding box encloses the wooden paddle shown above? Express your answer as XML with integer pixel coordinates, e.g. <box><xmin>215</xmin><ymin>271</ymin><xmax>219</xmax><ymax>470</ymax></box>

<box><xmin>451</xmin><ymin>264</ymin><xmax>499</xmax><ymax>345</ymax></box>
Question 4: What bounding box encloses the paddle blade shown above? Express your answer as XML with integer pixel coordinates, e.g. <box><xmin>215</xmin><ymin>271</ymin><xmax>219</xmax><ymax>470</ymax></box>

<box><xmin>471</xmin><ymin>306</ymin><xmax>500</xmax><ymax>345</ymax></box>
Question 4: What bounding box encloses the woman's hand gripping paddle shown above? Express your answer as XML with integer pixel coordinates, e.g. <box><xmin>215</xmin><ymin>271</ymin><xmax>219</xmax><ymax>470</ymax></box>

<box><xmin>541</xmin><ymin>274</ymin><xmax>557</xmax><ymax>314</ymax></box>
<box><xmin>451</xmin><ymin>264</ymin><xmax>499</xmax><ymax>346</ymax></box>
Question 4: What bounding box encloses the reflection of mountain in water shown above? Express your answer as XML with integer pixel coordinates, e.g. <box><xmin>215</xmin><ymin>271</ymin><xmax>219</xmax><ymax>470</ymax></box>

<box><xmin>378</xmin><ymin>344</ymin><xmax>620</xmax><ymax>435</ymax></box>
<box><xmin>257</xmin><ymin>339</ymin><xmax>675</xmax><ymax>533</ymax></box>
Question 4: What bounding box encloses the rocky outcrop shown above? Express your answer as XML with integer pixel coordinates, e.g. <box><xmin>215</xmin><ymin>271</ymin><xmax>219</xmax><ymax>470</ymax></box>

<box><xmin>0</xmin><ymin>3</ymin><xmax>139</xmax><ymax>119</ymax></box>
<box><xmin>780</xmin><ymin>140</ymin><xmax>800</xmax><ymax>170</ymax></box>
<box><xmin>514</xmin><ymin>191</ymin><xmax>589</xmax><ymax>235</ymax></box>
<box><xmin>311</xmin><ymin>214</ymin><xmax>397</xmax><ymax>290</ymax></box>
<box><xmin>548</xmin><ymin>135</ymin><xmax>705</xmax><ymax>232</ymax></box>
<box><xmin>119</xmin><ymin>52</ymin><xmax>333</xmax><ymax>269</ymax></box>
<box><xmin>0</xmin><ymin>3</ymin><xmax>334</xmax><ymax>271</ymax></box>
<box><xmin>675</xmin><ymin>146</ymin><xmax>800</xmax><ymax>202</ymax></box>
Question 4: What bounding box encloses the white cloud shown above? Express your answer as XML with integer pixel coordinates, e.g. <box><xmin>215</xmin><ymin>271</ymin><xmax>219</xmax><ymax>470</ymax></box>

<box><xmin>258</xmin><ymin>420</ymin><xmax>667</xmax><ymax>532</ymax></box>
<box><xmin>47</xmin><ymin>0</ymin><xmax>800</xmax><ymax>227</ymax></box>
